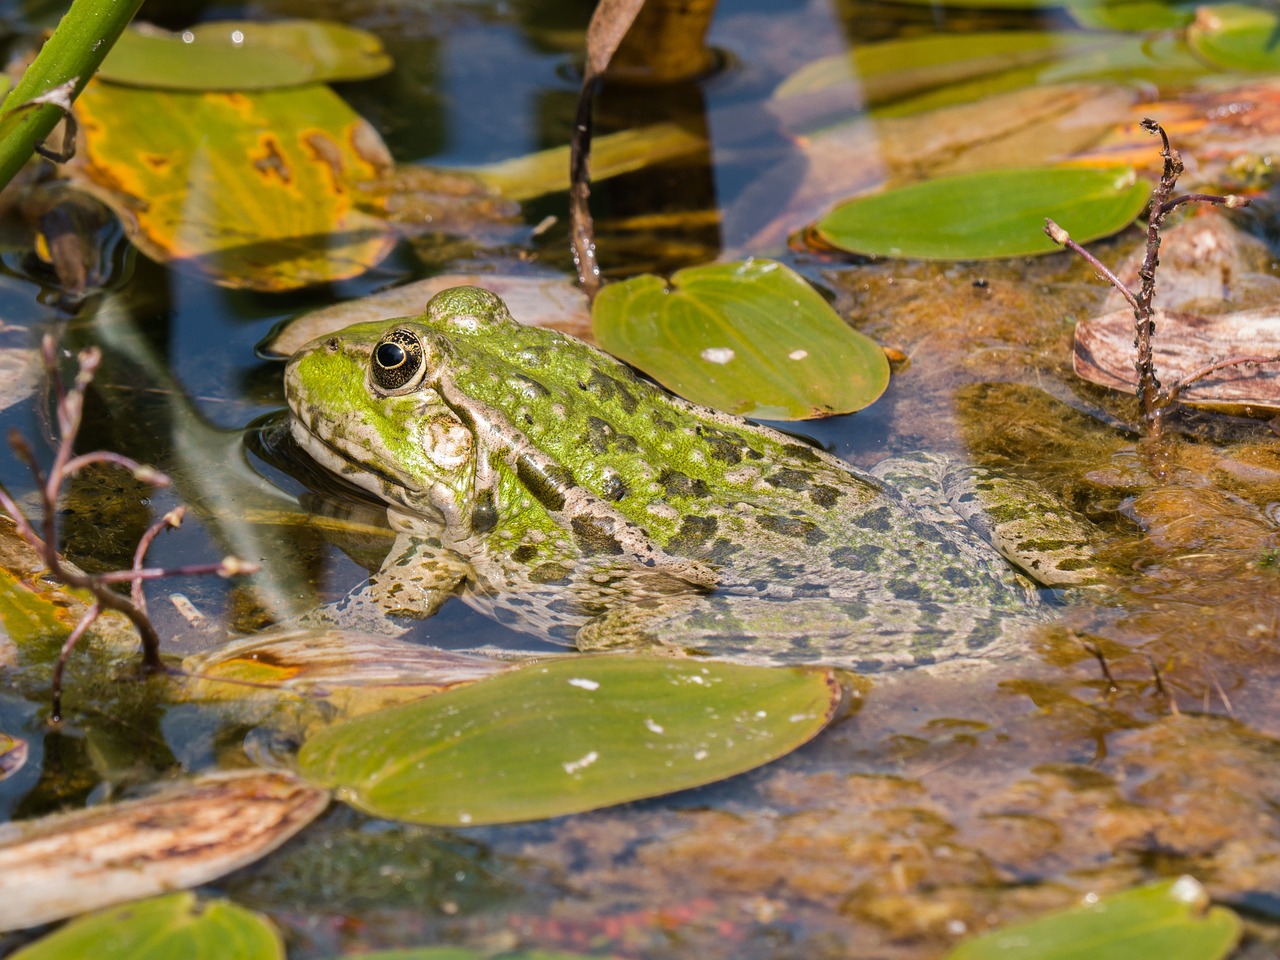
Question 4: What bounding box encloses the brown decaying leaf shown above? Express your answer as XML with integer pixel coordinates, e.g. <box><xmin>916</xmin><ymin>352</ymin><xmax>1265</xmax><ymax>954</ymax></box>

<box><xmin>585</xmin><ymin>0</ymin><xmax>648</xmax><ymax>80</ymax></box>
<box><xmin>0</xmin><ymin>770</ymin><xmax>328</xmax><ymax>931</ymax></box>
<box><xmin>1074</xmin><ymin>306</ymin><xmax>1280</xmax><ymax>414</ymax></box>
<box><xmin>0</xmin><ymin>734</ymin><xmax>26</xmax><ymax>782</ymax></box>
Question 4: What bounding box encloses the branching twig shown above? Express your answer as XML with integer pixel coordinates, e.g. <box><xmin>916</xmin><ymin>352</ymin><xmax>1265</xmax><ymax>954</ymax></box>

<box><xmin>1044</xmin><ymin>119</ymin><xmax>1272</xmax><ymax>436</ymax></box>
<box><xmin>0</xmin><ymin>335</ymin><xmax>258</xmax><ymax>721</ymax></box>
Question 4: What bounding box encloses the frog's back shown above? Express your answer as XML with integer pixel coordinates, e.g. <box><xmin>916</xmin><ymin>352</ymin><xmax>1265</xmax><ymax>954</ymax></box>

<box><xmin>412</xmin><ymin>288</ymin><xmax>1023</xmax><ymax>612</ymax></box>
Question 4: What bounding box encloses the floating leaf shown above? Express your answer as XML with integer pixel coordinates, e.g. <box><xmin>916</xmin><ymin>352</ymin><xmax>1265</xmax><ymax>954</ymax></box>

<box><xmin>8</xmin><ymin>892</ymin><xmax>282</xmax><ymax>960</ymax></box>
<box><xmin>334</xmin><ymin>951</ymin><xmax>591</xmax><ymax>960</ymax></box>
<box><xmin>181</xmin><ymin>629</ymin><xmax>515</xmax><ymax>720</ymax></box>
<box><xmin>944</xmin><ymin>876</ymin><xmax>1241</xmax><ymax>959</ymax></box>
<box><xmin>0</xmin><ymin>771</ymin><xmax>327</xmax><ymax>931</ymax></box>
<box><xmin>592</xmin><ymin>259</ymin><xmax>888</xmax><ymax>420</ymax></box>
<box><xmin>71</xmin><ymin>80</ymin><xmax>396</xmax><ymax>291</ymax></box>
<box><xmin>1065</xmin><ymin>0</ymin><xmax>1200</xmax><ymax>30</ymax></box>
<box><xmin>298</xmin><ymin>655</ymin><xmax>839</xmax><ymax>826</ymax></box>
<box><xmin>775</xmin><ymin>32</ymin><xmax>1110</xmax><ymax>110</ymax></box>
<box><xmin>1188</xmin><ymin>4</ymin><xmax>1280</xmax><ymax>72</ymax></box>
<box><xmin>1074</xmin><ymin>306</ymin><xmax>1280</xmax><ymax>415</ymax></box>
<box><xmin>263</xmin><ymin>274</ymin><xmax>592</xmax><ymax>357</ymax></box>
<box><xmin>0</xmin><ymin>731</ymin><xmax>26</xmax><ymax>782</ymax></box>
<box><xmin>99</xmin><ymin>20</ymin><xmax>392</xmax><ymax>91</ymax></box>
<box><xmin>814</xmin><ymin>167</ymin><xmax>1149</xmax><ymax>261</ymax></box>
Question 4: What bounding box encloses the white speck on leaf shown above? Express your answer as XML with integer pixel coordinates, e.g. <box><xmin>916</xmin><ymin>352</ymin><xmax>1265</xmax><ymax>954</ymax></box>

<box><xmin>1169</xmin><ymin>875</ymin><xmax>1206</xmax><ymax>906</ymax></box>
<box><xmin>458</xmin><ymin>812</ymin><xmax>472</xmax><ymax>824</ymax></box>
<box><xmin>788</xmin><ymin>713</ymin><xmax>812</xmax><ymax>722</ymax></box>
<box><xmin>645</xmin><ymin>718</ymin><xmax>665</xmax><ymax>734</ymax></box>
<box><xmin>788</xmin><ymin>350</ymin><xmax>808</xmax><ymax>361</ymax></box>
<box><xmin>563</xmin><ymin>751</ymin><xmax>599</xmax><ymax>775</ymax></box>
<box><xmin>693</xmin><ymin>749</ymin><xmax>708</xmax><ymax>760</ymax></box>
<box><xmin>568</xmin><ymin>678</ymin><xmax>599</xmax><ymax>691</ymax></box>
<box><xmin>701</xmin><ymin>347</ymin><xmax>735</xmax><ymax>365</ymax></box>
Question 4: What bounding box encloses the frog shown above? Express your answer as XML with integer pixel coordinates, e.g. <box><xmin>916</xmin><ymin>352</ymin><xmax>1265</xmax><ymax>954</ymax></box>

<box><xmin>284</xmin><ymin>285</ymin><xmax>1096</xmax><ymax>671</ymax></box>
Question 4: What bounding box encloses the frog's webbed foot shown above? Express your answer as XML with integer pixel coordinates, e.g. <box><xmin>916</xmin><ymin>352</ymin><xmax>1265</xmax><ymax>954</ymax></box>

<box><xmin>943</xmin><ymin>469</ymin><xmax>1100</xmax><ymax>587</ymax></box>
<box><xmin>370</xmin><ymin>531</ymin><xmax>472</xmax><ymax>618</ymax></box>
<box><xmin>575</xmin><ymin>596</ymin><xmax>703</xmax><ymax>654</ymax></box>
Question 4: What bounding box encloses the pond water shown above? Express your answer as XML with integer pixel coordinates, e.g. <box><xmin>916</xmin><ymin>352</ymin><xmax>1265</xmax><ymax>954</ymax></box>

<box><xmin>1</xmin><ymin>0</ymin><xmax>1280</xmax><ymax>957</ymax></box>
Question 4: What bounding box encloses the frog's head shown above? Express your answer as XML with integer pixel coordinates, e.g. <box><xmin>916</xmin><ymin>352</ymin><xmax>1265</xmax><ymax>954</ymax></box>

<box><xmin>285</xmin><ymin>286</ymin><xmax>510</xmax><ymax>523</ymax></box>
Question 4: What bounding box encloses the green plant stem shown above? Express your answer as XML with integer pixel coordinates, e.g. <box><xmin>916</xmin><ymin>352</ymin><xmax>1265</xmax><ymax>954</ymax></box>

<box><xmin>0</xmin><ymin>0</ymin><xmax>143</xmax><ymax>191</ymax></box>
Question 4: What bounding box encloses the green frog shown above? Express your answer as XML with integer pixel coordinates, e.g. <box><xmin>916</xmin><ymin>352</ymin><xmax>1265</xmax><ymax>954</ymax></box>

<box><xmin>285</xmin><ymin>286</ymin><xmax>1094</xmax><ymax>670</ymax></box>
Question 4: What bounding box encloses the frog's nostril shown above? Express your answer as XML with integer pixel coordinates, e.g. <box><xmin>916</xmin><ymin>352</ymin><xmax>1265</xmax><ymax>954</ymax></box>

<box><xmin>325</xmin><ymin>337</ymin><xmax>340</xmax><ymax>352</ymax></box>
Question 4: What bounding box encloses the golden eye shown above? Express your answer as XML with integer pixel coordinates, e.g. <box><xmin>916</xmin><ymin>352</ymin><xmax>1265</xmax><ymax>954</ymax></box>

<box><xmin>371</xmin><ymin>330</ymin><xmax>424</xmax><ymax>391</ymax></box>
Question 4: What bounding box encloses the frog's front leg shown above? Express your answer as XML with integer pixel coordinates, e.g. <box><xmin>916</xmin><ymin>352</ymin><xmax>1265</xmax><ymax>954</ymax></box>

<box><xmin>370</xmin><ymin>530</ymin><xmax>473</xmax><ymax>617</ymax></box>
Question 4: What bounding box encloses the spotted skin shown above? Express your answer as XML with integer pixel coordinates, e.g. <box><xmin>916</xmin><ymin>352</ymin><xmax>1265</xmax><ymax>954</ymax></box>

<box><xmin>285</xmin><ymin>286</ymin><xmax>1094</xmax><ymax>669</ymax></box>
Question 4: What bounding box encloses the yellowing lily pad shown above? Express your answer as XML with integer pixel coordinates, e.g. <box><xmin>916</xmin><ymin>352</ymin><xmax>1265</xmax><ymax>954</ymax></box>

<box><xmin>98</xmin><ymin>20</ymin><xmax>392</xmax><ymax>91</ymax></box>
<box><xmin>944</xmin><ymin>876</ymin><xmax>1241</xmax><ymax>960</ymax></box>
<box><xmin>815</xmin><ymin>167</ymin><xmax>1149</xmax><ymax>261</ymax></box>
<box><xmin>71</xmin><ymin>80</ymin><xmax>396</xmax><ymax>291</ymax></box>
<box><xmin>592</xmin><ymin>259</ymin><xmax>889</xmax><ymax>420</ymax></box>
<box><xmin>298</xmin><ymin>655</ymin><xmax>839</xmax><ymax>826</ymax></box>
<box><xmin>8</xmin><ymin>892</ymin><xmax>282</xmax><ymax>960</ymax></box>
<box><xmin>1188</xmin><ymin>4</ymin><xmax>1280</xmax><ymax>72</ymax></box>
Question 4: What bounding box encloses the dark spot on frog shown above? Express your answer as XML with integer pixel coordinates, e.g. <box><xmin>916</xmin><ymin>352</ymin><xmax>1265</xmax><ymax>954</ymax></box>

<box><xmin>695</xmin><ymin>425</ymin><xmax>743</xmax><ymax>465</ymax></box>
<box><xmin>668</xmin><ymin>514</ymin><xmax>718</xmax><ymax>552</ymax></box>
<box><xmin>781</xmin><ymin>442</ymin><xmax>823</xmax><ymax>464</ymax></box>
<box><xmin>707</xmin><ymin>537</ymin><xmax>744</xmax><ymax>563</ymax></box>
<box><xmin>530</xmin><ymin>562</ymin><xmax>572</xmax><ymax>584</ymax></box>
<box><xmin>517</xmin><ymin>454</ymin><xmax>573</xmax><ymax>512</ymax></box>
<box><xmin>857</xmin><ymin>506</ymin><xmax>894</xmax><ymax>533</ymax></box>
<box><xmin>472</xmin><ymin>489</ymin><xmax>498</xmax><ymax>534</ymax></box>
<box><xmin>809</xmin><ymin>485</ymin><xmax>842</xmax><ymax>507</ymax></box>
<box><xmin>581</xmin><ymin>416</ymin><xmax>639</xmax><ymax>456</ymax></box>
<box><xmin>910</xmin><ymin>520</ymin><xmax>948</xmax><ymax>543</ymax></box>
<box><xmin>587</xmin><ymin>370</ymin><xmax>639</xmax><ymax>414</ymax></box>
<box><xmin>888</xmin><ymin>578</ymin><xmax>923</xmax><ymax>600</ymax></box>
<box><xmin>965</xmin><ymin>620</ymin><xmax>1002</xmax><ymax>649</ymax></box>
<box><xmin>512</xmin><ymin>543</ymin><xmax>539</xmax><ymax>563</ymax></box>
<box><xmin>572</xmin><ymin>516</ymin><xmax>625</xmax><ymax>555</ymax></box>
<box><xmin>941</xmin><ymin>566</ymin><xmax>976</xmax><ymax>588</ymax></box>
<box><xmin>756</xmin><ymin>514</ymin><xmax>828</xmax><ymax>544</ymax></box>
<box><xmin>659</xmin><ymin>469</ymin><xmax>711</xmax><ymax>499</ymax></box>
<box><xmin>764</xmin><ymin>468</ymin><xmax>812</xmax><ymax>492</ymax></box>
<box><xmin>767</xmin><ymin>558</ymin><xmax>806</xmax><ymax>579</ymax></box>
<box><xmin>510</xmin><ymin>375</ymin><xmax>548</xmax><ymax>399</ymax></box>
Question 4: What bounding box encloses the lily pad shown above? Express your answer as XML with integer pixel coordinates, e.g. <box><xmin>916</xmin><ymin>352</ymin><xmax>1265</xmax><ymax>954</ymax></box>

<box><xmin>0</xmin><ymin>771</ymin><xmax>327</xmax><ymax>931</ymax></box>
<box><xmin>1065</xmin><ymin>0</ymin><xmax>1201</xmax><ymax>30</ymax></box>
<box><xmin>8</xmin><ymin>892</ymin><xmax>282</xmax><ymax>960</ymax></box>
<box><xmin>1188</xmin><ymin>4</ymin><xmax>1280</xmax><ymax>72</ymax></box>
<box><xmin>814</xmin><ymin>166</ymin><xmax>1149</xmax><ymax>261</ymax></box>
<box><xmin>0</xmin><ymin>731</ymin><xmax>25</xmax><ymax>782</ymax></box>
<box><xmin>335</xmin><ymin>952</ymin><xmax>590</xmax><ymax>960</ymax></box>
<box><xmin>298</xmin><ymin>655</ymin><xmax>839</xmax><ymax>826</ymax></box>
<box><xmin>71</xmin><ymin>80</ymin><xmax>396</xmax><ymax>291</ymax></box>
<box><xmin>98</xmin><ymin>20</ymin><xmax>392</xmax><ymax>91</ymax></box>
<box><xmin>592</xmin><ymin>259</ymin><xmax>889</xmax><ymax>420</ymax></box>
<box><xmin>944</xmin><ymin>876</ymin><xmax>1241</xmax><ymax>959</ymax></box>
<box><xmin>1073</xmin><ymin>306</ymin><xmax>1280</xmax><ymax>415</ymax></box>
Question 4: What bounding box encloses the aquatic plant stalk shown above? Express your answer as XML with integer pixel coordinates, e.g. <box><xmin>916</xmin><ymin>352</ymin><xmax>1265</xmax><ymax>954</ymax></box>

<box><xmin>0</xmin><ymin>0</ymin><xmax>143</xmax><ymax>191</ymax></box>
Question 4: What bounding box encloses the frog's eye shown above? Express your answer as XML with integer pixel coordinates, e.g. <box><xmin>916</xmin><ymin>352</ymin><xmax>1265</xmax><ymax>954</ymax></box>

<box><xmin>371</xmin><ymin>330</ymin><xmax>425</xmax><ymax>392</ymax></box>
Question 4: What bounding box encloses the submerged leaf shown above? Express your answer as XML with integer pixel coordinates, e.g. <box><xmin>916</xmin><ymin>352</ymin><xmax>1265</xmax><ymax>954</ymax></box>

<box><xmin>1074</xmin><ymin>306</ymin><xmax>1280</xmax><ymax>414</ymax></box>
<box><xmin>815</xmin><ymin>166</ymin><xmax>1149</xmax><ymax>260</ymax></box>
<box><xmin>944</xmin><ymin>877</ymin><xmax>1241</xmax><ymax>959</ymax></box>
<box><xmin>71</xmin><ymin>81</ymin><xmax>396</xmax><ymax>291</ymax></box>
<box><xmin>592</xmin><ymin>259</ymin><xmax>889</xmax><ymax>420</ymax></box>
<box><xmin>0</xmin><ymin>771</ymin><xmax>327</xmax><ymax>931</ymax></box>
<box><xmin>298</xmin><ymin>655</ymin><xmax>840</xmax><ymax>826</ymax></box>
<box><xmin>8</xmin><ymin>892</ymin><xmax>282</xmax><ymax>960</ymax></box>
<box><xmin>98</xmin><ymin>20</ymin><xmax>392</xmax><ymax>91</ymax></box>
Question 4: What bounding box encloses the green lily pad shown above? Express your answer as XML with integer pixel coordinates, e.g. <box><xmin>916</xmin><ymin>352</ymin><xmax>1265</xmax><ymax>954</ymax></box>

<box><xmin>814</xmin><ymin>167</ymin><xmax>1149</xmax><ymax>261</ymax></box>
<box><xmin>99</xmin><ymin>20</ymin><xmax>392</xmax><ymax>91</ymax></box>
<box><xmin>1064</xmin><ymin>0</ymin><xmax>1201</xmax><ymax>30</ymax></box>
<box><xmin>945</xmin><ymin>876</ymin><xmax>1241</xmax><ymax>959</ymax></box>
<box><xmin>336</xmin><ymin>951</ymin><xmax>590</xmax><ymax>960</ymax></box>
<box><xmin>8</xmin><ymin>892</ymin><xmax>283</xmax><ymax>960</ymax></box>
<box><xmin>298</xmin><ymin>655</ymin><xmax>840</xmax><ymax>826</ymax></box>
<box><xmin>592</xmin><ymin>259</ymin><xmax>889</xmax><ymax>420</ymax></box>
<box><xmin>1188</xmin><ymin>4</ymin><xmax>1280</xmax><ymax>72</ymax></box>
<box><xmin>72</xmin><ymin>80</ymin><xmax>396</xmax><ymax>291</ymax></box>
